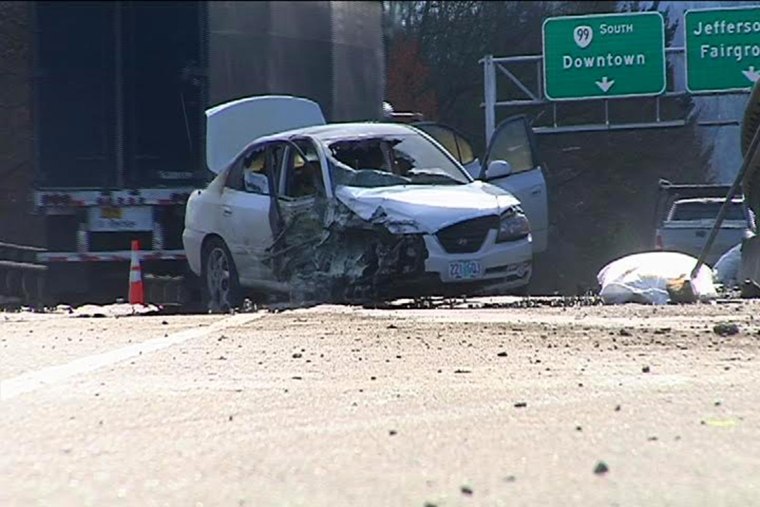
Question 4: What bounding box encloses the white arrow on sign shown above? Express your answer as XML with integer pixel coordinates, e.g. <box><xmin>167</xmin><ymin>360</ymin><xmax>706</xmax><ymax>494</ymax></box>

<box><xmin>742</xmin><ymin>66</ymin><xmax>760</xmax><ymax>83</ymax></box>
<box><xmin>595</xmin><ymin>76</ymin><xmax>615</xmax><ymax>93</ymax></box>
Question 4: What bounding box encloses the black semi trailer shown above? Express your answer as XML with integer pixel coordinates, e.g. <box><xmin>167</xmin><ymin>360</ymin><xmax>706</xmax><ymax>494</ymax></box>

<box><xmin>0</xmin><ymin>1</ymin><xmax>384</xmax><ymax>306</ymax></box>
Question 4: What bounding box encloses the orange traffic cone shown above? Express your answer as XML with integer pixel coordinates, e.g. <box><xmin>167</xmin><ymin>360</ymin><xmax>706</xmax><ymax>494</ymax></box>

<box><xmin>128</xmin><ymin>239</ymin><xmax>145</xmax><ymax>305</ymax></box>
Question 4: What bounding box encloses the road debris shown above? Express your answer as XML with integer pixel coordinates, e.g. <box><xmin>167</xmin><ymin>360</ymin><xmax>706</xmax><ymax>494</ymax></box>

<box><xmin>65</xmin><ymin>303</ymin><xmax>162</xmax><ymax>318</ymax></box>
<box><xmin>593</xmin><ymin>461</ymin><xmax>610</xmax><ymax>475</ymax></box>
<box><xmin>702</xmin><ymin>418</ymin><xmax>737</xmax><ymax>428</ymax></box>
<box><xmin>713</xmin><ymin>322</ymin><xmax>740</xmax><ymax>336</ymax></box>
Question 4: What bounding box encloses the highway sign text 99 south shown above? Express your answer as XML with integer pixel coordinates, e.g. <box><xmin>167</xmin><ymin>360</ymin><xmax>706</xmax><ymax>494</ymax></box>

<box><xmin>543</xmin><ymin>12</ymin><xmax>666</xmax><ymax>101</ymax></box>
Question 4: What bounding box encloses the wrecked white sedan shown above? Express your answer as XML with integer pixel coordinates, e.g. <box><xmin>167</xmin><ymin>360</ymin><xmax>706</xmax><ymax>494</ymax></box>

<box><xmin>183</xmin><ymin>96</ymin><xmax>533</xmax><ymax>310</ymax></box>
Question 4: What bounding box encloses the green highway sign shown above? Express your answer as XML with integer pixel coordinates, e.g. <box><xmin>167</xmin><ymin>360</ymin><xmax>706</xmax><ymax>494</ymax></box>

<box><xmin>542</xmin><ymin>12</ymin><xmax>666</xmax><ymax>101</ymax></box>
<box><xmin>685</xmin><ymin>6</ymin><xmax>760</xmax><ymax>93</ymax></box>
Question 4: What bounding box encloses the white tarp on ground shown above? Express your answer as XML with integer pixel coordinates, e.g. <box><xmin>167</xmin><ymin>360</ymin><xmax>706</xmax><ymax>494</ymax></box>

<box><xmin>714</xmin><ymin>242</ymin><xmax>742</xmax><ymax>288</ymax></box>
<box><xmin>597</xmin><ymin>251</ymin><xmax>718</xmax><ymax>305</ymax></box>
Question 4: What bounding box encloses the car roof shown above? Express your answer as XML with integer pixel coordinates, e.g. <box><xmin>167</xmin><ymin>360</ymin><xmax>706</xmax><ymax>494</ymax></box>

<box><xmin>254</xmin><ymin>122</ymin><xmax>418</xmax><ymax>144</ymax></box>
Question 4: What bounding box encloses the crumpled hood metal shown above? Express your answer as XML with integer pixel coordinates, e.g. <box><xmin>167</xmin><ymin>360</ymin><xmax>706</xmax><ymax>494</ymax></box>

<box><xmin>334</xmin><ymin>181</ymin><xmax>520</xmax><ymax>234</ymax></box>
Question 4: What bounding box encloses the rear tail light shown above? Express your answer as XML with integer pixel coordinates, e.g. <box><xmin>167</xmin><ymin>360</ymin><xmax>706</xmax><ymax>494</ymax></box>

<box><xmin>655</xmin><ymin>233</ymin><xmax>663</xmax><ymax>250</ymax></box>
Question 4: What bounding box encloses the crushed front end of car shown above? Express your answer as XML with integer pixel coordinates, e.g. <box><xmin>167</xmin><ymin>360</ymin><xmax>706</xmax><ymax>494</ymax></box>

<box><xmin>270</xmin><ymin>192</ymin><xmax>532</xmax><ymax>306</ymax></box>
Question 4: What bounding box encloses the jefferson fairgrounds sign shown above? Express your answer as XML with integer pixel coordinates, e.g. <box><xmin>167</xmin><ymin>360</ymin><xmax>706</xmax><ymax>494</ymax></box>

<box><xmin>685</xmin><ymin>6</ymin><xmax>760</xmax><ymax>93</ymax></box>
<box><xmin>542</xmin><ymin>12</ymin><xmax>666</xmax><ymax>101</ymax></box>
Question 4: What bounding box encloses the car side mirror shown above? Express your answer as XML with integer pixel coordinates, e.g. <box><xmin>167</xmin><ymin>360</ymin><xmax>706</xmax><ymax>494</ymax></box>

<box><xmin>484</xmin><ymin>160</ymin><xmax>512</xmax><ymax>180</ymax></box>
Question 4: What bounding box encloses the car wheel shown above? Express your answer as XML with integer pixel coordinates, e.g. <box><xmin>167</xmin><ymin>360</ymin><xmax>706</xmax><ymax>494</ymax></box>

<box><xmin>202</xmin><ymin>238</ymin><xmax>241</xmax><ymax>313</ymax></box>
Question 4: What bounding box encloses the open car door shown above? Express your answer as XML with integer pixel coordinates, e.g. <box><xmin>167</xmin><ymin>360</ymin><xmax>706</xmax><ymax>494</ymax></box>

<box><xmin>414</xmin><ymin>117</ymin><xmax>548</xmax><ymax>253</ymax></box>
<box><xmin>481</xmin><ymin>115</ymin><xmax>547</xmax><ymax>253</ymax></box>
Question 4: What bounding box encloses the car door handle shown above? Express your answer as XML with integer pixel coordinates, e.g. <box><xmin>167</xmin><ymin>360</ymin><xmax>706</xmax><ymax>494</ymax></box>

<box><xmin>696</xmin><ymin>231</ymin><xmax>706</xmax><ymax>237</ymax></box>
<box><xmin>530</xmin><ymin>188</ymin><xmax>542</xmax><ymax>196</ymax></box>
<box><xmin>222</xmin><ymin>206</ymin><xmax>232</xmax><ymax>217</ymax></box>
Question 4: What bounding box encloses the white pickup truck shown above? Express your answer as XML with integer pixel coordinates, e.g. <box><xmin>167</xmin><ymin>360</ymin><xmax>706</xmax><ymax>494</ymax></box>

<box><xmin>655</xmin><ymin>197</ymin><xmax>754</xmax><ymax>266</ymax></box>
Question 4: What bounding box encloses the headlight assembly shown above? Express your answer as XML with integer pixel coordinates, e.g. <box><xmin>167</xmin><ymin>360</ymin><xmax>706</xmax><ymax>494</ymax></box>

<box><xmin>496</xmin><ymin>208</ymin><xmax>531</xmax><ymax>243</ymax></box>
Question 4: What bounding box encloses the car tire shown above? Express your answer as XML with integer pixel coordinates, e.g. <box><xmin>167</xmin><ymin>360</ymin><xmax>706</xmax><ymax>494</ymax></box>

<box><xmin>201</xmin><ymin>237</ymin><xmax>241</xmax><ymax>313</ymax></box>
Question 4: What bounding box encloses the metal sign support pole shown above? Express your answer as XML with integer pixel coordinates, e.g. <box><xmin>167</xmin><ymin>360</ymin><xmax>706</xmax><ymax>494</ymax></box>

<box><xmin>483</xmin><ymin>54</ymin><xmax>496</xmax><ymax>144</ymax></box>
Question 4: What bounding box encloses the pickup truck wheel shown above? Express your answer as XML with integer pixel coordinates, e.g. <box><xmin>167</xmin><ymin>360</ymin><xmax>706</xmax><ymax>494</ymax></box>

<box><xmin>202</xmin><ymin>238</ymin><xmax>241</xmax><ymax>313</ymax></box>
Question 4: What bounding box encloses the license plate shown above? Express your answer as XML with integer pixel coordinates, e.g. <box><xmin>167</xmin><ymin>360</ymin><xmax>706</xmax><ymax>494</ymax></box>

<box><xmin>448</xmin><ymin>260</ymin><xmax>482</xmax><ymax>280</ymax></box>
<box><xmin>88</xmin><ymin>206</ymin><xmax>152</xmax><ymax>232</ymax></box>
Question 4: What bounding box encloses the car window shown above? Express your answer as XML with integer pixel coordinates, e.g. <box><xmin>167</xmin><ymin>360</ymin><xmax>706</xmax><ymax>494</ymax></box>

<box><xmin>671</xmin><ymin>201</ymin><xmax>746</xmax><ymax>221</ymax></box>
<box><xmin>224</xmin><ymin>152</ymin><xmax>252</xmax><ymax>191</ymax></box>
<box><xmin>242</xmin><ymin>147</ymin><xmax>269</xmax><ymax>194</ymax></box>
<box><xmin>226</xmin><ymin>145</ymin><xmax>276</xmax><ymax>195</ymax></box>
<box><xmin>328</xmin><ymin>134</ymin><xmax>470</xmax><ymax>188</ymax></box>
<box><xmin>281</xmin><ymin>139</ymin><xmax>325</xmax><ymax>199</ymax></box>
<box><xmin>485</xmin><ymin>119</ymin><xmax>535</xmax><ymax>174</ymax></box>
<box><xmin>415</xmin><ymin>124</ymin><xmax>476</xmax><ymax>166</ymax></box>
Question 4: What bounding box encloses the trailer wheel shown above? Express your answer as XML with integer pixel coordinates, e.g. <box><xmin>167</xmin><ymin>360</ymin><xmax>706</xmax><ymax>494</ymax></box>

<box><xmin>201</xmin><ymin>237</ymin><xmax>241</xmax><ymax>313</ymax></box>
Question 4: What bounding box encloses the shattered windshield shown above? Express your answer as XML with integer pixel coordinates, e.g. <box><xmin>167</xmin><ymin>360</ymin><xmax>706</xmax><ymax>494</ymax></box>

<box><xmin>327</xmin><ymin>134</ymin><xmax>471</xmax><ymax>188</ymax></box>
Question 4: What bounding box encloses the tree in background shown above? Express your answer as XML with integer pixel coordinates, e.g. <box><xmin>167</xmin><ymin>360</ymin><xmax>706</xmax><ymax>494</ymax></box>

<box><xmin>386</xmin><ymin>35</ymin><xmax>437</xmax><ymax>119</ymax></box>
<box><xmin>383</xmin><ymin>0</ymin><xmax>713</xmax><ymax>293</ymax></box>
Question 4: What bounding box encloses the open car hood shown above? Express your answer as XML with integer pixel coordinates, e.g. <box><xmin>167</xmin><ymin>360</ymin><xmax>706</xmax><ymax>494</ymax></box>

<box><xmin>334</xmin><ymin>181</ymin><xmax>520</xmax><ymax>234</ymax></box>
<box><xmin>205</xmin><ymin>95</ymin><xmax>326</xmax><ymax>174</ymax></box>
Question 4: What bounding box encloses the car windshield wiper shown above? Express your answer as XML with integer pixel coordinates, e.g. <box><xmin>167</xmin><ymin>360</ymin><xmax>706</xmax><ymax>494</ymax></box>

<box><xmin>406</xmin><ymin>170</ymin><xmax>463</xmax><ymax>184</ymax></box>
<box><xmin>346</xmin><ymin>169</ymin><xmax>411</xmax><ymax>187</ymax></box>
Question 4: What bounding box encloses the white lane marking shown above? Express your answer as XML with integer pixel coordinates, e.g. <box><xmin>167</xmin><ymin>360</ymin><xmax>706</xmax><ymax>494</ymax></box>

<box><xmin>1</xmin><ymin>313</ymin><xmax>262</xmax><ymax>401</ymax></box>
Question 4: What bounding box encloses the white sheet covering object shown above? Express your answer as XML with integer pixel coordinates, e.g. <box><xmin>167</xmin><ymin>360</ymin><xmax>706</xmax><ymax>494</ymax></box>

<box><xmin>597</xmin><ymin>251</ymin><xmax>718</xmax><ymax>305</ymax></box>
<box><xmin>714</xmin><ymin>242</ymin><xmax>742</xmax><ymax>288</ymax></box>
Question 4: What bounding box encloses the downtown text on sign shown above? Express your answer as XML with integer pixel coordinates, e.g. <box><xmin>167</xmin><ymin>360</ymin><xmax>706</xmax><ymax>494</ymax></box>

<box><xmin>542</xmin><ymin>12</ymin><xmax>666</xmax><ymax>101</ymax></box>
<box><xmin>685</xmin><ymin>6</ymin><xmax>760</xmax><ymax>93</ymax></box>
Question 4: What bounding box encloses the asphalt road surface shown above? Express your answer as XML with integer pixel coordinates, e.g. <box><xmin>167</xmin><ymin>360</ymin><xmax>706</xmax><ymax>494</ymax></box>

<box><xmin>3</xmin><ymin>299</ymin><xmax>760</xmax><ymax>506</ymax></box>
